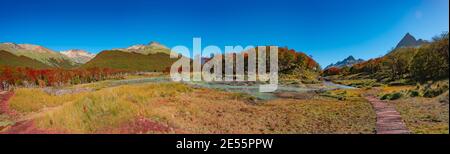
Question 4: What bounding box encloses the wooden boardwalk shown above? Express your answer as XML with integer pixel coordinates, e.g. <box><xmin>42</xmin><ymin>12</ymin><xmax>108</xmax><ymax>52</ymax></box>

<box><xmin>365</xmin><ymin>95</ymin><xmax>410</xmax><ymax>134</ymax></box>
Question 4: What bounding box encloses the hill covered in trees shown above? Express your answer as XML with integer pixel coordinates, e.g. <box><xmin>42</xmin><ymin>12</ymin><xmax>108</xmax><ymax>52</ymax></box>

<box><xmin>81</xmin><ymin>50</ymin><xmax>178</xmax><ymax>72</ymax></box>
<box><xmin>0</xmin><ymin>43</ymin><xmax>80</xmax><ymax>68</ymax></box>
<box><xmin>0</xmin><ymin>50</ymin><xmax>51</xmax><ymax>69</ymax></box>
<box><xmin>276</xmin><ymin>47</ymin><xmax>321</xmax><ymax>82</ymax></box>
<box><xmin>323</xmin><ymin>32</ymin><xmax>449</xmax><ymax>84</ymax></box>
<box><xmin>197</xmin><ymin>46</ymin><xmax>321</xmax><ymax>83</ymax></box>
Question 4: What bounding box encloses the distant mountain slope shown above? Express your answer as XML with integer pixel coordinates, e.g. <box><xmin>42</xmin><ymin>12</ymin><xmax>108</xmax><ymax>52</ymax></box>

<box><xmin>0</xmin><ymin>43</ymin><xmax>77</xmax><ymax>68</ymax></box>
<box><xmin>325</xmin><ymin>56</ymin><xmax>364</xmax><ymax>69</ymax></box>
<box><xmin>395</xmin><ymin>33</ymin><xmax>427</xmax><ymax>49</ymax></box>
<box><xmin>0</xmin><ymin>50</ymin><xmax>51</xmax><ymax>69</ymax></box>
<box><xmin>60</xmin><ymin>49</ymin><xmax>95</xmax><ymax>64</ymax></box>
<box><xmin>326</xmin><ymin>32</ymin><xmax>448</xmax><ymax>82</ymax></box>
<box><xmin>114</xmin><ymin>41</ymin><xmax>171</xmax><ymax>55</ymax></box>
<box><xmin>81</xmin><ymin>50</ymin><xmax>178</xmax><ymax>72</ymax></box>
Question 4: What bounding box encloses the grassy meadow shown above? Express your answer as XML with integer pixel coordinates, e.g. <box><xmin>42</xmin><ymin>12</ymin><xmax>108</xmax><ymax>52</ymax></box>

<box><xmin>3</xmin><ymin>76</ymin><xmax>378</xmax><ymax>134</ymax></box>
<box><xmin>1</xmin><ymin>72</ymin><xmax>448</xmax><ymax>134</ymax></box>
<box><xmin>392</xmin><ymin>94</ymin><xmax>449</xmax><ymax>134</ymax></box>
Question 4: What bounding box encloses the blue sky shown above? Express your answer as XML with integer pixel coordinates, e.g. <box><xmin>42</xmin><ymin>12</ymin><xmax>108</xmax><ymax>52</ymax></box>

<box><xmin>0</xmin><ymin>0</ymin><xmax>448</xmax><ymax>67</ymax></box>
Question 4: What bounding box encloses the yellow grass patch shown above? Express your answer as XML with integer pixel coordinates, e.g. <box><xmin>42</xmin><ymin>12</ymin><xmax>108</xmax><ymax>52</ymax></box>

<box><xmin>391</xmin><ymin>96</ymin><xmax>449</xmax><ymax>134</ymax></box>
<box><xmin>9</xmin><ymin>88</ymin><xmax>88</xmax><ymax>114</ymax></box>
<box><xmin>10</xmin><ymin>82</ymin><xmax>376</xmax><ymax>134</ymax></box>
<box><xmin>379</xmin><ymin>85</ymin><xmax>415</xmax><ymax>93</ymax></box>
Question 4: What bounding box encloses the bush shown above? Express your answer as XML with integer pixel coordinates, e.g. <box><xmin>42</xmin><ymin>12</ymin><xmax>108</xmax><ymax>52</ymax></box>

<box><xmin>410</xmin><ymin>32</ymin><xmax>449</xmax><ymax>82</ymax></box>
<box><xmin>423</xmin><ymin>89</ymin><xmax>444</xmax><ymax>98</ymax></box>
<box><xmin>372</xmin><ymin>83</ymin><xmax>384</xmax><ymax>87</ymax></box>
<box><xmin>323</xmin><ymin>67</ymin><xmax>342</xmax><ymax>76</ymax></box>
<box><xmin>408</xmin><ymin>90</ymin><xmax>419</xmax><ymax>97</ymax></box>
<box><xmin>420</xmin><ymin>81</ymin><xmax>449</xmax><ymax>98</ymax></box>
<box><xmin>380</xmin><ymin>94</ymin><xmax>391</xmax><ymax>100</ymax></box>
<box><xmin>380</xmin><ymin>92</ymin><xmax>402</xmax><ymax>100</ymax></box>
<box><xmin>390</xmin><ymin>93</ymin><xmax>402</xmax><ymax>100</ymax></box>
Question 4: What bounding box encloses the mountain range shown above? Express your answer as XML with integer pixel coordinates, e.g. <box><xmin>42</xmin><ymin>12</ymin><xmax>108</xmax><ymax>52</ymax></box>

<box><xmin>113</xmin><ymin>41</ymin><xmax>171</xmax><ymax>55</ymax></box>
<box><xmin>1</xmin><ymin>33</ymin><xmax>429</xmax><ymax>72</ymax></box>
<box><xmin>325</xmin><ymin>56</ymin><xmax>364</xmax><ymax>69</ymax></box>
<box><xmin>325</xmin><ymin>33</ymin><xmax>427</xmax><ymax>70</ymax></box>
<box><xmin>0</xmin><ymin>41</ymin><xmax>179</xmax><ymax>71</ymax></box>
<box><xmin>0</xmin><ymin>43</ymin><xmax>78</xmax><ymax>68</ymax></box>
<box><xmin>60</xmin><ymin>49</ymin><xmax>96</xmax><ymax>64</ymax></box>
<box><xmin>0</xmin><ymin>50</ymin><xmax>51</xmax><ymax>69</ymax></box>
<box><xmin>0</xmin><ymin>43</ymin><xmax>98</xmax><ymax>68</ymax></box>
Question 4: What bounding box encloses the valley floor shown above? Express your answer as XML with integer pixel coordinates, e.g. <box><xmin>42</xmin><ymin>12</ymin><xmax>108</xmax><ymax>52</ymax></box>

<box><xmin>0</xmin><ymin>75</ymin><xmax>448</xmax><ymax>134</ymax></box>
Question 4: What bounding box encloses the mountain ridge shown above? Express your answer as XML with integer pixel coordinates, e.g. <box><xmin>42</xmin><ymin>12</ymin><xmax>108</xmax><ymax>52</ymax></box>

<box><xmin>0</xmin><ymin>50</ymin><xmax>51</xmax><ymax>69</ymax></box>
<box><xmin>0</xmin><ymin>43</ymin><xmax>77</xmax><ymax>68</ymax></box>
<box><xmin>113</xmin><ymin>41</ymin><xmax>171</xmax><ymax>55</ymax></box>
<box><xmin>395</xmin><ymin>33</ymin><xmax>427</xmax><ymax>49</ymax></box>
<box><xmin>325</xmin><ymin>55</ymin><xmax>364</xmax><ymax>69</ymax></box>
<box><xmin>60</xmin><ymin>49</ymin><xmax>96</xmax><ymax>64</ymax></box>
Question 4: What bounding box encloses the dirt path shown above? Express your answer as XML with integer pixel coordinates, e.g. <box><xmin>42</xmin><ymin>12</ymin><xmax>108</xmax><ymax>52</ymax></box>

<box><xmin>0</xmin><ymin>91</ymin><xmax>57</xmax><ymax>134</ymax></box>
<box><xmin>365</xmin><ymin>95</ymin><xmax>410</xmax><ymax>134</ymax></box>
<box><xmin>0</xmin><ymin>91</ymin><xmax>16</xmax><ymax>117</ymax></box>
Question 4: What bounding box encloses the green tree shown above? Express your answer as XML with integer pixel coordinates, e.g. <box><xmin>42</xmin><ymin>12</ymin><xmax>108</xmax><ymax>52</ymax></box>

<box><xmin>410</xmin><ymin>32</ymin><xmax>449</xmax><ymax>82</ymax></box>
<box><xmin>385</xmin><ymin>47</ymin><xmax>416</xmax><ymax>80</ymax></box>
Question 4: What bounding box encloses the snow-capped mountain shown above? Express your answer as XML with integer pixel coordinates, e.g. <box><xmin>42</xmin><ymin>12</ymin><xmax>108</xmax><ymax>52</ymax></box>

<box><xmin>60</xmin><ymin>49</ymin><xmax>96</xmax><ymax>64</ymax></box>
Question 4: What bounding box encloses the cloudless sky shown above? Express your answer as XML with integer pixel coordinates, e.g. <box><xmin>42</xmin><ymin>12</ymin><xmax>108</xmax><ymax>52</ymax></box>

<box><xmin>0</xmin><ymin>0</ymin><xmax>448</xmax><ymax>67</ymax></box>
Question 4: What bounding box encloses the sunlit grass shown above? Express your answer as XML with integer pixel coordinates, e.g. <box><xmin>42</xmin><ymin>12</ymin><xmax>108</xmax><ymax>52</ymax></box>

<box><xmin>320</xmin><ymin>88</ymin><xmax>368</xmax><ymax>101</ymax></box>
<box><xmin>379</xmin><ymin>85</ymin><xmax>415</xmax><ymax>93</ymax></box>
<box><xmin>391</xmin><ymin>96</ymin><xmax>449</xmax><ymax>134</ymax></box>
<box><xmin>9</xmin><ymin>81</ymin><xmax>376</xmax><ymax>134</ymax></box>
<box><xmin>34</xmin><ymin>83</ymin><xmax>192</xmax><ymax>133</ymax></box>
<box><xmin>0</xmin><ymin>114</ymin><xmax>14</xmax><ymax>128</ymax></box>
<box><xmin>9</xmin><ymin>88</ymin><xmax>88</xmax><ymax>114</ymax></box>
<box><xmin>334</xmin><ymin>79</ymin><xmax>381</xmax><ymax>88</ymax></box>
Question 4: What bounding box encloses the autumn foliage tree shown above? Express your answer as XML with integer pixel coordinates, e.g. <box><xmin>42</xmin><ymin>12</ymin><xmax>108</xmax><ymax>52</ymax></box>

<box><xmin>343</xmin><ymin>32</ymin><xmax>449</xmax><ymax>83</ymax></box>
<box><xmin>0</xmin><ymin>67</ymin><xmax>125</xmax><ymax>90</ymax></box>
<box><xmin>322</xmin><ymin>67</ymin><xmax>342</xmax><ymax>76</ymax></box>
<box><xmin>277</xmin><ymin>47</ymin><xmax>320</xmax><ymax>74</ymax></box>
<box><xmin>384</xmin><ymin>47</ymin><xmax>417</xmax><ymax>80</ymax></box>
<box><xmin>410</xmin><ymin>32</ymin><xmax>449</xmax><ymax>82</ymax></box>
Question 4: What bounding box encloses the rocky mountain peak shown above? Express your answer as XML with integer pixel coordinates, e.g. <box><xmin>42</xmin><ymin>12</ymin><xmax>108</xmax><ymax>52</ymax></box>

<box><xmin>148</xmin><ymin>41</ymin><xmax>168</xmax><ymax>49</ymax></box>
<box><xmin>344</xmin><ymin>55</ymin><xmax>355</xmax><ymax>61</ymax></box>
<box><xmin>395</xmin><ymin>33</ymin><xmax>427</xmax><ymax>49</ymax></box>
<box><xmin>325</xmin><ymin>55</ymin><xmax>364</xmax><ymax>69</ymax></box>
<box><xmin>60</xmin><ymin>49</ymin><xmax>95</xmax><ymax>64</ymax></box>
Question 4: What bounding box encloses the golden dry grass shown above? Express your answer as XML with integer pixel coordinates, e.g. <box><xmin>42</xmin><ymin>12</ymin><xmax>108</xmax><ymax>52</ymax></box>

<box><xmin>9</xmin><ymin>88</ymin><xmax>89</xmax><ymax>114</ymax></box>
<box><xmin>9</xmin><ymin>82</ymin><xmax>376</xmax><ymax>134</ymax></box>
<box><xmin>378</xmin><ymin>85</ymin><xmax>415</xmax><ymax>93</ymax></box>
<box><xmin>391</xmin><ymin>95</ymin><xmax>449</xmax><ymax>134</ymax></box>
